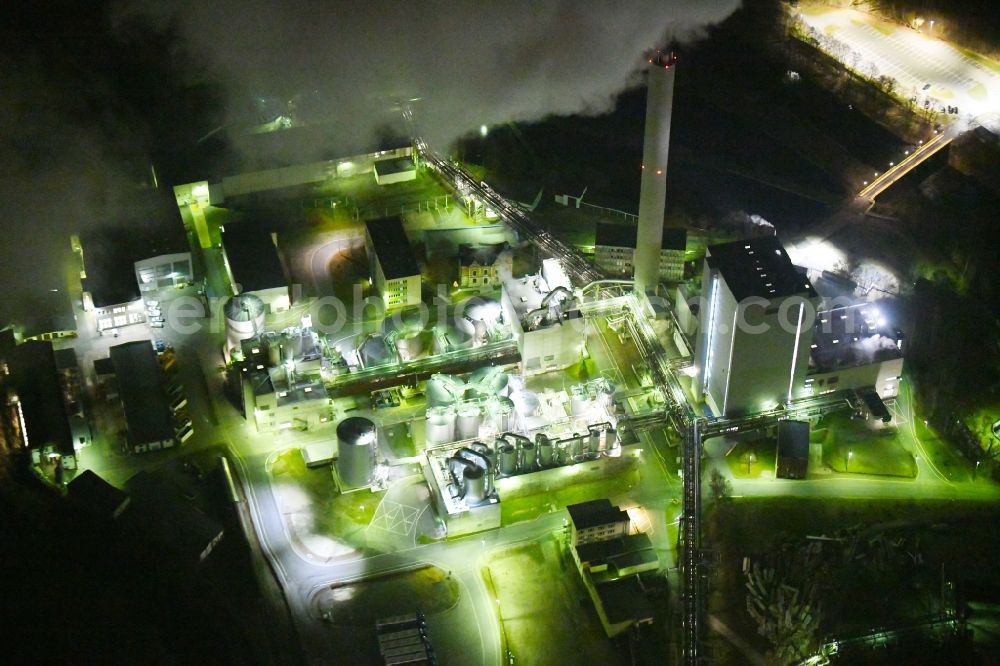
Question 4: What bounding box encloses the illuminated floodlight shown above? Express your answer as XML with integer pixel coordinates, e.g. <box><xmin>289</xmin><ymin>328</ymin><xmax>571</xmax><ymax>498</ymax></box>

<box><xmin>480</xmin><ymin>125</ymin><xmax>488</xmax><ymax>137</ymax></box>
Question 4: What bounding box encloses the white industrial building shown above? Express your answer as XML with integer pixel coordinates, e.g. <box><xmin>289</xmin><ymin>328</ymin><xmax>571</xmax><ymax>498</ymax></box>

<box><xmin>134</xmin><ymin>252</ymin><xmax>193</xmax><ymax>295</ymax></box>
<box><xmin>803</xmin><ymin>300</ymin><xmax>904</xmax><ymax>414</ymax></box>
<box><xmin>238</xmin><ymin>329</ymin><xmax>331</xmax><ymax>433</ymax></box>
<box><xmin>501</xmin><ymin>259</ymin><xmax>584</xmax><ymax>375</ymax></box>
<box><xmin>695</xmin><ymin>237</ymin><xmax>821</xmax><ymax>417</ymax></box>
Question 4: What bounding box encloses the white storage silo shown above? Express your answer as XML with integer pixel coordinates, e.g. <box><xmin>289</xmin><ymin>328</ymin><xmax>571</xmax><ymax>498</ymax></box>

<box><xmin>425</xmin><ymin>406</ymin><xmax>456</xmax><ymax>446</ymax></box>
<box><xmin>456</xmin><ymin>404</ymin><xmax>482</xmax><ymax>441</ymax></box>
<box><xmin>224</xmin><ymin>294</ymin><xmax>265</xmax><ymax>357</ymax></box>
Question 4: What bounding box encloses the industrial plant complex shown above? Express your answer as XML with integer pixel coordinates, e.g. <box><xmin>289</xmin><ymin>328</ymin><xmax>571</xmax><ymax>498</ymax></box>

<box><xmin>3</xmin><ymin>3</ymin><xmax>1000</xmax><ymax>665</ymax></box>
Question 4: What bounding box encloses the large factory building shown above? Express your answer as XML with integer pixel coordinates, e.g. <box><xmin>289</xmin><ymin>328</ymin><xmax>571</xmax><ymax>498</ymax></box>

<box><xmin>695</xmin><ymin>237</ymin><xmax>820</xmax><ymax>417</ymax></box>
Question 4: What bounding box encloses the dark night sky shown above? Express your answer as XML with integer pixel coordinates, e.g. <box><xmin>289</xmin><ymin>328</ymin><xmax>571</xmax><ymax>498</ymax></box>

<box><xmin>0</xmin><ymin>0</ymin><xmax>738</xmax><ymax>326</ymax></box>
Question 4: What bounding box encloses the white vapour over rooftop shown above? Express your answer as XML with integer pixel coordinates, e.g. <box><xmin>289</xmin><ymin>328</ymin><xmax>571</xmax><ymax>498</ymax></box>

<box><xmin>122</xmin><ymin>0</ymin><xmax>739</xmax><ymax>156</ymax></box>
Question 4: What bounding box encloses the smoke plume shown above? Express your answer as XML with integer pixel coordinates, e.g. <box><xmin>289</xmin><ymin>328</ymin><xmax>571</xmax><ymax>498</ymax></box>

<box><xmin>119</xmin><ymin>0</ymin><xmax>739</xmax><ymax>153</ymax></box>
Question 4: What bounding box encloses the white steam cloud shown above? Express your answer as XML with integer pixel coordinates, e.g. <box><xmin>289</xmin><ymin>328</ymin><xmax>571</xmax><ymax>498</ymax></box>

<box><xmin>119</xmin><ymin>0</ymin><xmax>739</xmax><ymax>155</ymax></box>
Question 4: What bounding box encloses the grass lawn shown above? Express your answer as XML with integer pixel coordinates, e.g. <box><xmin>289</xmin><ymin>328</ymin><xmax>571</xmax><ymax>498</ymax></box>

<box><xmin>487</xmin><ymin>537</ymin><xmax>627</xmax><ymax>666</ymax></box>
<box><xmin>496</xmin><ymin>456</ymin><xmax>640</xmax><ymax>525</ymax></box>
<box><xmin>319</xmin><ymin>565</ymin><xmax>459</xmax><ymax>625</ymax></box>
<box><xmin>913</xmin><ymin>419</ymin><xmax>973</xmax><ymax>483</ymax></box>
<box><xmin>270</xmin><ymin>448</ymin><xmax>384</xmax><ymax>542</ymax></box>
<box><xmin>820</xmin><ymin>415</ymin><xmax>916</xmax><ymax>477</ymax></box>
<box><xmin>724</xmin><ymin>438</ymin><xmax>777</xmax><ymax>479</ymax></box>
<box><xmin>706</xmin><ymin>497</ymin><xmax>1000</xmax><ymax>649</ymax></box>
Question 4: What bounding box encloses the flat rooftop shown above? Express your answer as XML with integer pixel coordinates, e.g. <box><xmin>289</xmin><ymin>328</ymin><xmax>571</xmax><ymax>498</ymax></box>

<box><xmin>503</xmin><ymin>273</ymin><xmax>549</xmax><ymax>319</ymax></box>
<box><xmin>109</xmin><ymin>341</ymin><xmax>176</xmax><ymax>446</ymax></box>
<box><xmin>222</xmin><ymin>222</ymin><xmax>287</xmax><ymax>293</ymax></box>
<box><xmin>567</xmin><ymin>499</ymin><xmax>629</xmax><ymax>530</ymax></box>
<box><xmin>80</xmin><ymin>190</ymin><xmax>188</xmax><ymax>308</ymax></box>
<box><xmin>365</xmin><ymin>216</ymin><xmax>419</xmax><ymax>280</ymax></box>
<box><xmin>374</xmin><ymin>156</ymin><xmax>416</xmax><ymax>176</ymax></box>
<box><xmin>811</xmin><ymin>303</ymin><xmax>902</xmax><ymax>372</ymax></box>
<box><xmin>707</xmin><ymin>236</ymin><xmax>816</xmax><ymax>301</ymax></box>
<box><xmin>777</xmin><ymin>420</ymin><xmax>810</xmax><ymax>461</ymax></box>
<box><xmin>6</xmin><ymin>340</ymin><xmax>74</xmax><ymax>455</ymax></box>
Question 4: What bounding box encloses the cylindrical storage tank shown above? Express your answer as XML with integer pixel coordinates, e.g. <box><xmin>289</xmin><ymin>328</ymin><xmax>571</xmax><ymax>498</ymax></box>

<box><xmin>426</xmin><ymin>374</ymin><xmax>461</xmax><ymax>408</ymax></box>
<box><xmin>570</xmin><ymin>390</ymin><xmax>592</xmax><ymax>417</ymax></box>
<box><xmin>336</xmin><ymin>417</ymin><xmax>376</xmax><ymax>488</ymax></box>
<box><xmin>469</xmin><ymin>367</ymin><xmax>509</xmax><ymax>397</ymax></box>
<box><xmin>510</xmin><ymin>390</ymin><xmax>540</xmax><ymax>418</ymax></box>
<box><xmin>498</xmin><ymin>443</ymin><xmax>517</xmax><ymax>475</ymax></box>
<box><xmin>425</xmin><ymin>407</ymin><xmax>456</xmax><ymax>446</ymax></box>
<box><xmin>267</xmin><ymin>339</ymin><xmax>281</xmax><ymax>367</ymax></box>
<box><xmin>445</xmin><ymin>319</ymin><xmax>474</xmax><ymax>350</ymax></box>
<box><xmin>585</xmin><ymin>429</ymin><xmax>600</xmax><ymax>456</ymax></box>
<box><xmin>562</xmin><ymin>435</ymin><xmax>583</xmax><ymax>463</ymax></box>
<box><xmin>603</xmin><ymin>428</ymin><xmax>618</xmax><ymax>452</ymax></box>
<box><xmin>281</xmin><ymin>335</ymin><xmax>296</xmax><ymax>364</ymax></box>
<box><xmin>224</xmin><ymin>294</ymin><xmax>266</xmax><ymax>354</ymax></box>
<box><xmin>456</xmin><ymin>404</ymin><xmax>482</xmax><ymax>441</ymax></box>
<box><xmin>519</xmin><ymin>441</ymin><xmax>536</xmax><ymax>471</ymax></box>
<box><xmin>360</xmin><ymin>334</ymin><xmax>390</xmax><ymax>367</ymax></box>
<box><xmin>463</xmin><ymin>466</ymin><xmax>487</xmax><ymax>504</ymax></box>
<box><xmin>537</xmin><ymin>434</ymin><xmax>555</xmax><ymax>467</ymax></box>
<box><xmin>395</xmin><ymin>331</ymin><xmax>425</xmax><ymax>362</ymax></box>
<box><xmin>486</xmin><ymin>397</ymin><xmax>514</xmax><ymax>432</ymax></box>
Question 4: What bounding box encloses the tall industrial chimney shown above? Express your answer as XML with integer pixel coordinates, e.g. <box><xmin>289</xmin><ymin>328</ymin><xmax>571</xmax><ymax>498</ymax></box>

<box><xmin>634</xmin><ymin>52</ymin><xmax>677</xmax><ymax>293</ymax></box>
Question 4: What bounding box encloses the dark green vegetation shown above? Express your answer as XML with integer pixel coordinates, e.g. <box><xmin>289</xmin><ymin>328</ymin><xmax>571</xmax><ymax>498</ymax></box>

<box><xmin>459</xmin><ymin>1</ymin><xmax>923</xmax><ymax>241</ymax></box>
<box><xmin>0</xmin><ymin>453</ymin><xmax>296</xmax><ymax>665</ymax></box>
<box><xmin>707</xmin><ymin>498</ymin><xmax>1000</xmax><ymax>665</ymax></box>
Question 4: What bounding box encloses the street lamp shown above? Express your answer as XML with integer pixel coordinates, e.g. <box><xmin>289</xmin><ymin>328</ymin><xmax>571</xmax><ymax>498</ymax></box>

<box><xmin>847</xmin><ymin>450</ymin><xmax>854</xmax><ymax>473</ymax></box>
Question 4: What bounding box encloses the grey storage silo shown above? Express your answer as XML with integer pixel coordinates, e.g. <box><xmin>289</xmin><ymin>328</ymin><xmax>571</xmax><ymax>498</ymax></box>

<box><xmin>337</xmin><ymin>416</ymin><xmax>376</xmax><ymax>488</ymax></box>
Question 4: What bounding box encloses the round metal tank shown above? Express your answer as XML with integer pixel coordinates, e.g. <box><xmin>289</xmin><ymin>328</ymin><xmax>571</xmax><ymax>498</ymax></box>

<box><xmin>570</xmin><ymin>389</ymin><xmax>592</xmax><ymax>417</ymax></box>
<box><xmin>444</xmin><ymin>319</ymin><xmax>474</xmax><ymax>350</ymax></box>
<box><xmin>519</xmin><ymin>441</ymin><xmax>536</xmax><ymax>471</ymax></box>
<box><xmin>456</xmin><ymin>404</ymin><xmax>482</xmax><ymax>440</ymax></box>
<box><xmin>469</xmin><ymin>367</ymin><xmax>509</xmax><ymax>396</ymax></box>
<box><xmin>510</xmin><ymin>390</ymin><xmax>540</xmax><ymax>418</ymax></box>
<box><xmin>498</xmin><ymin>443</ymin><xmax>517</xmax><ymax>475</ymax></box>
<box><xmin>359</xmin><ymin>334</ymin><xmax>390</xmax><ymax>367</ymax></box>
<box><xmin>584</xmin><ymin>430</ymin><xmax>599</xmax><ymax>455</ymax></box>
<box><xmin>395</xmin><ymin>331</ymin><xmax>425</xmax><ymax>362</ymax></box>
<box><xmin>336</xmin><ymin>417</ymin><xmax>376</xmax><ymax>487</ymax></box>
<box><xmin>463</xmin><ymin>465</ymin><xmax>487</xmax><ymax>504</ymax></box>
<box><xmin>425</xmin><ymin>406</ymin><xmax>456</xmax><ymax>445</ymax></box>
<box><xmin>224</xmin><ymin>294</ymin><xmax>266</xmax><ymax>353</ymax></box>
<box><xmin>561</xmin><ymin>435</ymin><xmax>583</xmax><ymax>463</ymax></box>
<box><xmin>267</xmin><ymin>339</ymin><xmax>281</xmax><ymax>367</ymax></box>
<box><xmin>537</xmin><ymin>434</ymin><xmax>555</xmax><ymax>467</ymax></box>
<box><xmin>426</xmin><ymin>374</ymin><xmax>463</xmax><ymax>408</ymax></box>
<box><xmin>486</xmin><ymin>397</ymin><xmax>514</xmax><ymax>432</ymax></box>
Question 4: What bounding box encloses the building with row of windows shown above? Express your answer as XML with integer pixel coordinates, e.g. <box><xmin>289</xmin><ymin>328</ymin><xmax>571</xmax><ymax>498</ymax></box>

<box><xmin>365</xmin><ymin>216</ymin><xmax>421</xmax><ymax>309</ymax></box>
<box><xmin>593</xmin><ymin>222</ymin><xmax>686</xmax><ymax>283</ymax></box>
<box><xmin>458</xmin><ymin>242</ymin><xmax>507</xmax><ymax>290</ymax></box>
